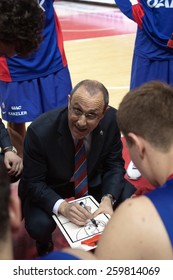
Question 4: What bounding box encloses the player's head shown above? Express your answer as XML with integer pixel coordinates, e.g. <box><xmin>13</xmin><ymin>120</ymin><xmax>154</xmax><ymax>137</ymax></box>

<box><xmin>117</xmin><ymin>81</ymin><xmax>173</xmax><ymax>184</ymax></box>
<box><xmin>117</xmin><ymin>80</ymin><xmax>173</xmax><ymax>150</ymax></box>
<box><xmin>0</xmin><ymin>0</ymin><xmax>44</xmax><ymax>57</ymax></box>
<box><xmin>0</xmin><ymin>162</ymin><xmax>21</xmax><ymax>259</ymax></box>
<box><xmin>68</xmin><ymin>79</ymin><xmax>109</xmax><ymax>140</ymax></box>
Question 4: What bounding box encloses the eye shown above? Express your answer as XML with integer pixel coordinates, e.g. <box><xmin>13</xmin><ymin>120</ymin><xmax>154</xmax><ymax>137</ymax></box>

<box><xmin>73</xmin><ymin>108</ymin><xmax>83</xmax><ymax>116</ymax></box>
<box><xmin>86</xmin><ymin>113</ymin><xmax>97</xmax><ymax>120</ymax></box>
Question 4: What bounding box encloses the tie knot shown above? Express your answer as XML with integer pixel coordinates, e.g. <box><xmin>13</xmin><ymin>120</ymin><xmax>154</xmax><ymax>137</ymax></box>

<box><xmin>75</xmin><ymin>139</ymin><xmax>84</xmax><ymax>151</ymax></box>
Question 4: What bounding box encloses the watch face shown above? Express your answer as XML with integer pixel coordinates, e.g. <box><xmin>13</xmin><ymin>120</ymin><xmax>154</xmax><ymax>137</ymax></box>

<box><xmin>4</xmin><ymin>146</ymin><xmax>17</xmax><ymax>154</ymax></box>
<box><xmin>12</xmin><ymin>147</ymin><xmax>17</xmax><ymax>153</ymax></box>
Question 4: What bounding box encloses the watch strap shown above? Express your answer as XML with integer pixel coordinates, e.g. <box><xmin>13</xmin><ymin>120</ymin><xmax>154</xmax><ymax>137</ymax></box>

<box><xmin>101</xmin><ymin>194</ymin><xmax>115</xmax><ymax>206</ymax></box>
<box><xmin>3</xmin><ymin>146</ymin><xmax>17</xmax><ymax>154</ymax></box>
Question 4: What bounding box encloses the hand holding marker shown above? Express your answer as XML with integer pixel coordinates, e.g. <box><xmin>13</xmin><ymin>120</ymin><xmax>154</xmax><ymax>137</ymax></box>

<box><xmin>80</xmin><ymin>201</ymin><xmax>98</xmax><ymax>227</ymax></box>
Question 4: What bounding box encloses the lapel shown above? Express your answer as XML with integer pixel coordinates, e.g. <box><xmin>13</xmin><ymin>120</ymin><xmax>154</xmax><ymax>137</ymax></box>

<box><xmin>87</xmin><ymin>123</ymin><xmax>105</xmax><ymax>174</ymax></box>
<box><xmin>56</xmin><ymin>109</ymin><xmax>75</xmax><ymax>172</ymax></box>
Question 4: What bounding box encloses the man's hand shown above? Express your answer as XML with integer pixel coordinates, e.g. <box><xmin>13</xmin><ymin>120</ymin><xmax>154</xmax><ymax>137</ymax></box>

<box><xmin>4</xmin><ymin>151</ymin><xmax>23</xmax><ymax>177</ymax></box>
<box><xmin>93</xmin><ymin>195</ymin><xmax>113</xmax><ymax>217</ymax></box>
<box><xmin>58</xmin><ymin>201</ymin><xmax>93</xmax><ymax>226</ymax></box>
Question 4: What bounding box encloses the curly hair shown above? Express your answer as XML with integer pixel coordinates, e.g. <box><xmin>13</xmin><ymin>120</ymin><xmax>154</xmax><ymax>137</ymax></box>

<box><xmin>0</xmin><ymin>0</ymin><xmax>45</xmax><ymax>56</ymax></box>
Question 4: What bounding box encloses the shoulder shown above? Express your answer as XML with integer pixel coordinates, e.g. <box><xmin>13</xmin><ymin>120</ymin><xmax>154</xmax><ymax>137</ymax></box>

<box><xmin>105</xmin><ymin>106</ymin><xmax>117</xmax><ymax>116</ymax></box>
<box><xmin>26</xmin><ymin>107</ymin><xmax>68</xmax><ymax>140</ymax></box>
<box><xmin>100</xmin><ymin>106</ymin><xmax>119</xmax><ymax>135</ymax></box>
<box><xmin>110</xmin><ymin>196</ymin><xmax>166</xmax><ymax>236</ymax></box>
<box><xmin>109</xmin><ymin>196</ymin><xmax>154</xmax><ymax>230</ymax></box>
<box><xmin>95</xmin><ymin>196</ymin><xmax>173</xmax><ymax>259</ymax></box>
<box><xmin>101</xmin><ymin>106</ymin><xmax>118</xmax><ymax>125</ymax></box>
<box><xmin>30</xmin><ymin>106</ymin><xmax>67</xmax><ymax>129</ymax></box>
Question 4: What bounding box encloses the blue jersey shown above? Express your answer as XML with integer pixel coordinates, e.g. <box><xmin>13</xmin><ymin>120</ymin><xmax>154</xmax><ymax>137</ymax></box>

<box><xmin>115</xmin><ymin>0</ymin><xmax>173</xmax><ymax>60</ymax></box>
<box><xmin>145</xmin><ymin>177</ymin><xmax>173</xmax><ymax>246</ymax></box>
<box><xmin>0</xmin><ymin>0</ymin><xmax>67</xmax><ymax>82</ymax></box>
<box><xmin>38</xmin><ymin>250</ymin><xmax>79</xmax><ymax>260</ymax></box>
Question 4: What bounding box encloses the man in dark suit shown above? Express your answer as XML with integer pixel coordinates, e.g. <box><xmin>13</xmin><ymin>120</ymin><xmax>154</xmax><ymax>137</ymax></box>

<box><xmin>19</xmin><ymin>79</ymin><xmax>136</xmax><ymax>256</ymax></box>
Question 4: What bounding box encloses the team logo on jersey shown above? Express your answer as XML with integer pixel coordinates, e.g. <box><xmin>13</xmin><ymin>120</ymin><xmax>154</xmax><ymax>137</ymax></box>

<box><xmin>147</xmin><ymin>0</ymin><xmax>173</xmax><ymax>8</ymax></box>
<box><xmin>1</xmin><ymin>102</ymin><xmax>6</xmax><ymax>114</ymax></box>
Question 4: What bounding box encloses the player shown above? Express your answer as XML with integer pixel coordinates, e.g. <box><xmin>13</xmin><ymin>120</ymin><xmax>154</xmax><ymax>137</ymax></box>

<box><xmin>0</xmin><ymin>0</ymin><xmax>72</xmax><ymax>156</ymax></box>
<box><xmin>115</xmin><ymin>0</ymin><xmax>173</xmax><ymax>180</ymax></box>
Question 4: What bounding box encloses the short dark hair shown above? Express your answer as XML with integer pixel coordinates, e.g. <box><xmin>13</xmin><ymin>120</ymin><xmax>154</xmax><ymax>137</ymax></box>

<box><xmin>0</xmin><ymin>162</ymin><xmax>10</xmax><ymax>240</ymax></box>
<box><xmin>0</xmin><ymin>0</ymin><xmax>44</xmax><ymax>56</ymax></box>
<box><xmin>117</xmin><ymin>81</ymin><xmax>173</xmax><ymax>151</ymax></box>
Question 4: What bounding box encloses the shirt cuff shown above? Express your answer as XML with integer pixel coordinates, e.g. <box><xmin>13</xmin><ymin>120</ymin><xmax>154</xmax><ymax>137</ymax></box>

<box><xmin>53</xmin><ymin>199</ymin><xmax>65</xmax><ymax>215</ymax></box>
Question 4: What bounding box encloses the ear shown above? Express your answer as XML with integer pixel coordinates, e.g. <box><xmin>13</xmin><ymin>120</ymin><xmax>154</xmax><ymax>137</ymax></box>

<box><xmin>8</xmin><ymin>189</ymin><xmax>21</xmax><ymax>233</ymax></box>
<box><xmin>104</xmin><ymin>105</ymin><xmax>110</xmax><ymax>113</ymax></box>
<box><xmin>128</xmin><ymin>132</ymin><xmax>145</xmax><ymax>159</ymax></box>
<box><xmin>68</xmin><ymin>94</ymin><xmax>71</xmax><ymax>109</ymax></box>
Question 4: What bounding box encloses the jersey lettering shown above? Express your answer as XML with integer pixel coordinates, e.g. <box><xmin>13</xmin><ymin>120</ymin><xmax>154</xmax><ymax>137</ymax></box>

<box><xmin>147</xmin><ymin>0</ymin><xmax>173</xmax><ymax>8</ymax></box>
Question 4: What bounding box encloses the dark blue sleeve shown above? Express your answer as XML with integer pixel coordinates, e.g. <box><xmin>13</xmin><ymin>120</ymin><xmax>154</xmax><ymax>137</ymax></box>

<box><xmin>115</xmin><ymin>0</ymin><xmax>134</xmax><ymax>21</ymax></box>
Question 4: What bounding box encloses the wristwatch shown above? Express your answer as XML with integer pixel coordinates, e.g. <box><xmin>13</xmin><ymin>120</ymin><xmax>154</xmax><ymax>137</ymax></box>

<box><xmin>101</xmin><ymin>194</ymin><xmax>115</xmax><ymax>206</ymax></box>
<box><xmin>3</xmin><ymin>146</ymin><xmax>17</xmax><ymax>154</ymax></box>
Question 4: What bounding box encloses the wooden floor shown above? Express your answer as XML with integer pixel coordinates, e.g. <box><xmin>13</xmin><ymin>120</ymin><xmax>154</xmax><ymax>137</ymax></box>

<box><xmin>56</xmin><ymin>1</ymin><xmax>136</xmax><ymax>109</ymax></box>
<box><xmin>64</xmin><ymin>34</ymin><xmax>135</xmax><ymax>108</ymax></box>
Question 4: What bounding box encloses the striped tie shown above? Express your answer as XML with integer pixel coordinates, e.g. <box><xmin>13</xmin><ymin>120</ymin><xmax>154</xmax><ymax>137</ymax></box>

<box><xmin>74</xmin><ymin>139</ymin><xmax>88</xmax><ymax>198</ymax></box>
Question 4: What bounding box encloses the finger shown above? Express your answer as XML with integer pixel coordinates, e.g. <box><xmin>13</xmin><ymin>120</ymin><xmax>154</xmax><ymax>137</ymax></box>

<box><xmin>8</xmin><ymin>165</ymin><xmax>17</xmax><ymax>175</ymax></box>
<box><xmin>71</xmin><ymin>203</ymin><xmax>92</xmax><ymax>220</ymax></box>
<box><xmin>92</xmin><ymin>208</ymin><xmax>102</xmax><ymax>218</ymax></box>
<box><xmin>15</xmin><ymin>163</ymin><xmax>22</xmax><ymax>176</ymax></box>
<box><xmin>70</xmin><ymin>217</ymin><xmax>86</xmax><ymax>226</ymax></box>
<box><xmin>76</xmin><ymin>203</ymin><xmax>93</xmax><ymax>219</ymax></box>
<box><xmin>10</xmin><ymin>163</ymin><xmax>19</xmax><ymax>174</ymax></box>
<box><xmin>69</xmin><ymin>204</ymin><xmax>88</xmax><ymax>221</ymax></box>
<box><xmin>4</xmin><ymin>160</ymin><xmax>11</xmax><ymax>170</ymax></box>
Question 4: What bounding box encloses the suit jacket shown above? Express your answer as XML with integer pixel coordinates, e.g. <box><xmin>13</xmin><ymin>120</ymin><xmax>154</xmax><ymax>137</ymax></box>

<box><xmin>0</xmin><ymin>118</ymin><xmax>12</xmax><ymax>149</ymax></box>
<box><xmin>19</xmin><ymin>106</ymin><xmax>133</xmax><ymax>215</ymax></box>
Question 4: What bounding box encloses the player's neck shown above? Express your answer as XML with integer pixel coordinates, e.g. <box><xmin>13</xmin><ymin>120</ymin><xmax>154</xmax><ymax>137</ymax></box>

<box><xmin>154</xmin><ymin>148</ymin><xmax>173</xmax><ymax>186</ymax></box>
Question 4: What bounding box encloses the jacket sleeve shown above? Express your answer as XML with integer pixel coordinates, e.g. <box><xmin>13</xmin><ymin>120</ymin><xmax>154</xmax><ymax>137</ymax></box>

<box><xmin>0</xmin><ymin>118</ymin><xmax>12</xmax><ymax>149</ymax></box>
<box><xmin>18</xmin><ymin>125</ymin><xmax>62</xmax><ymax>216</ymax></box>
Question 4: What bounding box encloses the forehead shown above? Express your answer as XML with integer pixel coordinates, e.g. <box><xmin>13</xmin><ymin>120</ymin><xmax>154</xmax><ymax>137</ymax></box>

<box><xmin>71</xmin><ymin>87</ymin><xmax>105</xmax><ymax>111</ymax></box>
<box><xmin>0</xmin><ymin>41</ymin><xmax>16</xmax><ymax>57</ymax></box>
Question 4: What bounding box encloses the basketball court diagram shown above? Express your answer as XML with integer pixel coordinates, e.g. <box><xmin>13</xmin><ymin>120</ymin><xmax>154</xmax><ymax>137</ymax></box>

<box><xmin>53</xmin><ymin>195</ymin><xmax>110</xmax><ymax>250</ymax></box>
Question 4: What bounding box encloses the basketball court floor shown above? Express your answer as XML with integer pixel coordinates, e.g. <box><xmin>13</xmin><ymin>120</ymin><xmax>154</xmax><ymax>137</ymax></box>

<box><xmin>54</xmin><ymin>1</ymin><xmax>137</xmax><ymax>109</ymax></box>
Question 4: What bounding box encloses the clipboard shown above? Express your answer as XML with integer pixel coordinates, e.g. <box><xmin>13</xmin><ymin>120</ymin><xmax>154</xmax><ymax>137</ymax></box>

<box><xmin>52</xmin><ymin>195</ymin><xmax>110</xmax><ymax>251</ymax></box>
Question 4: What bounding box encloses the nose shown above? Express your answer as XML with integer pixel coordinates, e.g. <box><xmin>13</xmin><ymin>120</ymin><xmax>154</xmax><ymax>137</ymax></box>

<box><xmin>77</xmin><ymin>114</ymin><xmax>87</xmax><ymax>127</ymax></box>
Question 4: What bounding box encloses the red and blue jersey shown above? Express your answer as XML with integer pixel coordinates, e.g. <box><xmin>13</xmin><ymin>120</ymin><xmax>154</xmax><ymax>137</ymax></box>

<box><xmin>0</xmin><ymin>0</ymin><xmax>67</xmax><ymax>82</ymax></box>
<box><xmin>115</xmin><ymin>0</ymin><xmax>173</xmax><ymax>60</ymax></box>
